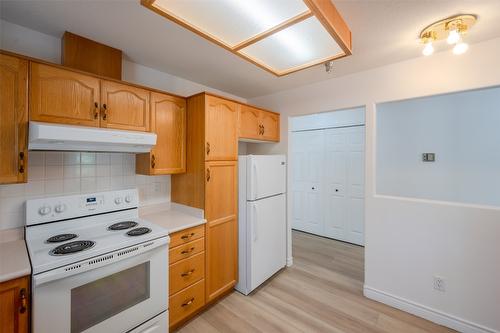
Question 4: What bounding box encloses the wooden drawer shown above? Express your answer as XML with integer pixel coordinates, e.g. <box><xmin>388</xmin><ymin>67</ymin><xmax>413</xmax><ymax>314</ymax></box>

<box><xmin>169</xmin><ymin>237</ymin><xmax>205</xmax><ymax>264</ymax></box>
<box><xmin>169</xmin><ymin>278</ymin><xmax>205</xmax><ymax>327</ymax></box>
<box><xmin>169</xmin><ymin>225</ymin><xmax>205</xmax><ymax>248</ymax></box>
<box><xmin>169</xmin><ymin>252</ymin><xmax>205</xmax><ymax>295</ymax></box>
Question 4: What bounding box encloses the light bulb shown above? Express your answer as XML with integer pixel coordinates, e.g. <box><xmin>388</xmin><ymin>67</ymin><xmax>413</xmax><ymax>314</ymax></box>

<box><xmin>447</xmin><ymin>29</ymin><xmax>460</xmax><ymax>44</ymax></box>
<box><xmin>422</xmin><ymin>41</ymin><xmax>434</xmax><ymax>56</ymax></box>
<box><xmin>453</xmin><ymin>42</ymin><xmax>469</xmax><ymax>55</ymax></box>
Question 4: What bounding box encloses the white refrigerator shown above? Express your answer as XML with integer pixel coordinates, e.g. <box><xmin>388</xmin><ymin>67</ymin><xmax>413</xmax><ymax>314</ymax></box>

<box><xmin>236</xmin><ymin>155</ymin><xmax>287</xmax><ymax>295</ymax></box>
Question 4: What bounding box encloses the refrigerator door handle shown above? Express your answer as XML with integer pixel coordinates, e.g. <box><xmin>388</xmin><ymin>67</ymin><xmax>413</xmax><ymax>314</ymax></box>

<box><xmin>251</xmin><ymin>162</ymin><xmax>258</xmax><ymax>200</ymax></box>
<box><xmin>252</xmin><ymin>204</ymin><xmax>258</xmax><ymax>242</ymax></box>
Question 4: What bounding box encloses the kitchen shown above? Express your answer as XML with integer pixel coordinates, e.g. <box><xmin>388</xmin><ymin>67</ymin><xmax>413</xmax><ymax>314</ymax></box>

<box><xmin>1</xmin><ymin>1</ymin><xmax>500</xmax><ymax>333</ymax></box>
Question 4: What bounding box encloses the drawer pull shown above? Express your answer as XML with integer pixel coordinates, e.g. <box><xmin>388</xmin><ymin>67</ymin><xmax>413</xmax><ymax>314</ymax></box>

<box><xmin>19</xmin><ymin>288</ymin><xmax>27</xmax><ymax>314</ymax></box>
<box><xmin>206</xmin><ymin>142</ymin><xmax>210</xmax><ymax>155</ymax></box>
<box><xmin>181</xmin><ymin>247</ymin><xmax>195</xmax><ymax>255</ymax></box>
<box><xmin>181</xmin><ymin>233</ymin><xmax>195</xmax><ymax>240</ymax></box>
<box><xmin>181</xmin><ymin>269</ymin><xmax>195</xmax><ymax>277</ymax></box>
<box><xmin>181</xmin><ymin>298</ymin><xmax>195</xmax><ymax>307</ymax></box>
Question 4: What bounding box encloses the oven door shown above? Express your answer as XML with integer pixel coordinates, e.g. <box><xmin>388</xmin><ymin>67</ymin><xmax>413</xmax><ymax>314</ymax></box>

<box><xmin>32</xmin><ymin>243</ymin><xmax>168</xmax><ymax>333</ymax></box>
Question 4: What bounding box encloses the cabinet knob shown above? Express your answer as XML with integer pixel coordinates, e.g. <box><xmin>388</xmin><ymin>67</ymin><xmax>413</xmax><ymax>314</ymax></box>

<box><xmin>206</xmin><ymin>168</ymin><xmax>211</xmax><ymax>182</ymax></box>
<box><xmin>206</xmin><ymin>142</ymin><xmax>210</xmax><ymax>155</ymax></box>
<box><xmin>18</xmin><ymin>152</ymin><xmax>25</xmax><ymax>174</ymax></box>
<box><xmin>19</xmin><ymin>288</ymin><xmax>27</xmax><ymax>314</ymax></box>
<box><xmin>102</xmin><ymin>103</ymin><xmax>108</xmax><ymax>120</ymax></box>
<box><xmin>151</xmin><ymin>154</ymin><xmax>156</xmax><ymax>169</ymax></box>
<box><xmin>335</xmin><ymin>189</ymin><xmax>339</xmax><ymax>192</ymax></box>
<box><xmin>94</xmin><ymin>102</ymin><xmax>99</xmax><ymax>119</ymax></box>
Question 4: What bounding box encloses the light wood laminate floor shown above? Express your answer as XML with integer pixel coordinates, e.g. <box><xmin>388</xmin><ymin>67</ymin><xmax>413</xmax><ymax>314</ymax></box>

<box><xmin>178</xmin><ymin>231</ymin><xmax>454</xmax><ymax>333</ymax></box>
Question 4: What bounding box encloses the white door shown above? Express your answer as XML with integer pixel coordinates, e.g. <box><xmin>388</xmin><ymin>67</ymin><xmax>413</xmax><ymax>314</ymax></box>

<box><xmin>248</xmin><ymin>194</ymin><xmax>286</xmax><ymax>292</ymax></box>
<box><xmin>291</xmin><ymin>126</ymin><xmax>365</xmax><ymax>245</ymax></box>
<box><xmin>247</xmin><ymin>155</ymin><xmax>286</xmax><ymax>201</ymax></box>
<box><xmin>291</xmin><ymin>130</ymin><xmax>324</xmax><ymax>235</ymax></box>
<box><xmin>323</xmin><ymin>126</ymin><xmax>365</xmax><ymax>245</ymax></box>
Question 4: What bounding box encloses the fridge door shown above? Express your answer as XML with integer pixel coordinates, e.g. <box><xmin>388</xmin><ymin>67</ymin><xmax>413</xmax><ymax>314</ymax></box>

<box><xmin>247</xmin><ymin>194</ymin><xmax>286</xmax><ymax>293</ymax></box>
<box><xmin>247</xmin><ymin>155</ymin><xmax>286</xmax><ymax>201</ymax></box>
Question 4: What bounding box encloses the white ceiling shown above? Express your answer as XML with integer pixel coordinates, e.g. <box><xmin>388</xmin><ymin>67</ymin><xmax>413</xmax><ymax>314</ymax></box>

<box><xmin>1</xmin><ymin>0</ymin><xmax>500</xmax><ymax>99</ymax></box>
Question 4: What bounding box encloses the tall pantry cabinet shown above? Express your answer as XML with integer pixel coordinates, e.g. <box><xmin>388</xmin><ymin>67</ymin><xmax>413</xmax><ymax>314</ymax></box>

<box><xmin>172</xmin><ymin>93</ymin><xmax>238</xmax><ymax>303</ymax></box>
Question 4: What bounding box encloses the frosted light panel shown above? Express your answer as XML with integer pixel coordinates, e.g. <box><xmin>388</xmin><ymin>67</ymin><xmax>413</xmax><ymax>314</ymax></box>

<box><xmin>239</xmin><ymin>17</ymin><xmax>343</xmax><ymax>73</ymax></box>
<box><xmin>152</xmin><ymin>0</ymin><xmax>309</xmax><ymax>47</ymax></box>
<box><xmin>376</xmin><ymin>86</ymin><xmax>500</xmax><ymax>207</ymax></box>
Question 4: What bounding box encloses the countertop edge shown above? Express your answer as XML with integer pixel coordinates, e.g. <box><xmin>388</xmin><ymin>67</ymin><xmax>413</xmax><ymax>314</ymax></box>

<box><xmin>0</xmin><ymin>240</ymin><xmax>31</xmax><ymax>283</ymax></box>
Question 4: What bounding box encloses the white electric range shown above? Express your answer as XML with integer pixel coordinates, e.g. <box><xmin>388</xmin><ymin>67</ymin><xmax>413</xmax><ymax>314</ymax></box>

<box><xmin>25</xmin><ymin>189</ymin><xmax>169</xmax><ymax>333</ymax></box>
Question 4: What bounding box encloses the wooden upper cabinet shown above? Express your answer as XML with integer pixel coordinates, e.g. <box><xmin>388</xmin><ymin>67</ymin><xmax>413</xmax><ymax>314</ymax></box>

<box><xmin>136</xmin><ymin>92</ymin><xmax>186</xmax><ymax>175</ymax></box>
<box><xmin>260</xmin><ymin>110</ymin><xmax>280</xmax><ymax>141</ymax></box>
<box><xmin>204</xmin><ymin>161</ymin><xmax>237</xmax><ymax>301</ymax></box>
<box><xmin>238</xmin><ymin>105</ymin><xmax>261</xmax><ymax>140</ymax></box>
<box><xmin>30</xmin><ymin>63</ymin><xmax>100</xmax><ymax>127</ymax></box>
<box><xmin>0</xmin><ymin>54</ymin><xmax>28</xmax><ymax>184</ymax></box>
<box><xmin>100</xmin><ymin>80</ymin><xmax>150</xmax><ymax>132</ymax></box>
<box><xmin>204</xmin><ymin>95</ymin><xmax>238</xmax><ymax>161</ymax></box>
<box><xmin>0</xmin><ymin>276</ymin><xmax>30</xmax><ymax>333</ymax></box>
<box><xmin>237</xmin><ymin>104</ymin><xmax>280</xmax><ymax>142</ymax></box>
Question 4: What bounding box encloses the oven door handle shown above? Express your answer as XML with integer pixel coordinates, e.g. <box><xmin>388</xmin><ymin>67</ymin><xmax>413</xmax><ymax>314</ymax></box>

<box><xmin>33</xmin><ymin>237</ymin><xmax>169</xmax><ymax>287</ymax></box>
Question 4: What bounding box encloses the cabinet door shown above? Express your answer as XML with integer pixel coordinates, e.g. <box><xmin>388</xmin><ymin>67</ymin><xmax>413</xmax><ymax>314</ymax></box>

<box><xmin>30</xmin><ymin>63</ymin><xmax>100</xmax><ymax>126</ymax></box>
<box><xmin>0</xmin><ymin>276</ymin><xmax>29</xmax><ymax>333</ymax></box>
<box><xmin>151</xmin><ymin>93</ymin><xmax>186</xmax><ymax>173</ymax></box>
<box><xmin>261</xmin><ymin>111</ymin><xmax>280</xmax><ymax>142</ymax></box>
<box><xmin>0</xmin><ymin>54</ymin><xmax>28</xmax><ymax>184</ymax></box>
<box><xmin>137</xmin><ymin>93</ymin><xmax>186</xmax><ymax>174</ymax></box>
<box><xmin>205</xmin><ymin>161</ymin><xmax>238</xmax><ymax>301</ymax></box>
<box><xmin>100</xmin><ymin>80</ymin><xmax>150</xmax><ymax>131</ymax></box>
<box><xmin>238</xmin><ymin>105</ymin><xmax>261</xmax><ymax>140</ymax></box>
<box><xmin>204</xmin><ymin>95</ymin><xmax>238</xmax><ymax>161</ymax></box>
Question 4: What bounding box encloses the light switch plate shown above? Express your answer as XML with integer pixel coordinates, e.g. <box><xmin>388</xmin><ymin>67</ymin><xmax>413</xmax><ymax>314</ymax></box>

<box><xmin>422</xmin><ymin>153</ymin><xmax>435</xmax><ymax>162</ymax></box>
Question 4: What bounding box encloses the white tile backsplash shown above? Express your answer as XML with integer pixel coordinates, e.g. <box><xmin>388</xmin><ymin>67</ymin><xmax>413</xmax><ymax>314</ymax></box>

<box><xmin>0</xmin><ymin>152</ymin><xmax>170</xmax><ymax>230</ymax></box>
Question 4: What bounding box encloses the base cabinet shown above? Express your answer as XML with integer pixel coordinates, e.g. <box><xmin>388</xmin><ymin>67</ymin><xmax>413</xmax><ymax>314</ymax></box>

<box><xmin>0</xmin><ymin>276</ymin><xmax>29</xmax><ymax>333</ymax></box>
<box><xmin>168</xmin><ymin>226</ymin><xmax>206</xmax><ymax>329</ymax></box>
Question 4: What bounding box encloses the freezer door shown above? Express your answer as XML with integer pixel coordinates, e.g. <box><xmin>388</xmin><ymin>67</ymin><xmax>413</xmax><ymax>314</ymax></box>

<box><xmin>247</xmin><ymin>155</ymin><xmax>286</xmax><ymax>201</ymax></box>
<box><xmin>248</xmin><ymin>194</ymin><xmax>286</xmax><ymax>292</ymax></box>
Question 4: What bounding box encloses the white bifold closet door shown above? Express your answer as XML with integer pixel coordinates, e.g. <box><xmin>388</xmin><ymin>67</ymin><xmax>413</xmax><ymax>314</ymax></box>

<box><xmin>291</xmin><ymin>126</ymin><xmax>365</xmax><ymax>245</ymax></box>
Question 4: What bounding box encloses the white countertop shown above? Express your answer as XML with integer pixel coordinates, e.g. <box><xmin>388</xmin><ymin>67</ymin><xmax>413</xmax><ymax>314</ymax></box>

<box><xmin>140</xmin><ymin>203</ymin><xmax>206</xmax><ymax>234</ymax></box>
<box><xmin>0</xmin><ymin>240</ymin><xmax>31</xmax><ymax>283</ymax></box>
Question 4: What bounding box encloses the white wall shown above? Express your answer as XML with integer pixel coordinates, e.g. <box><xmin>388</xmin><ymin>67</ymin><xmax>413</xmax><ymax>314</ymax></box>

<box><xmin>377</xmin><ymin>86</ymin><xmax>500</xmax><ymax>207</ymax></box>
<box><xmin>248</xmin><ymin>37</ymin><xmax>500</xmax><ymax>332</ymax></box>
<box><xmin>0</xmin><ymin>19</ymin><xmax>246</xmax><ymax>232</ymax></box>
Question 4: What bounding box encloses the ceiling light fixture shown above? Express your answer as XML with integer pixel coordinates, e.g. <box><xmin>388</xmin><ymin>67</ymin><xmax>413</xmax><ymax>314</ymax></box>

<box><xmin>141</xmin><ymin>0</ymin><xmax>353</xmax><ymax>76</ymax></box>
<box><xmin>419</xmin><ymin>14</ymin><xmax>476</xmax><ymax>56</ymax></box>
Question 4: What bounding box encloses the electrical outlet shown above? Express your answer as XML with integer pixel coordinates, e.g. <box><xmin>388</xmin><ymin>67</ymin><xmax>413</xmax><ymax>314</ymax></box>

<box><xmin>433</xmin><ymin>276</ymin><xmax>446</xmax><ymax>292</ymax></box>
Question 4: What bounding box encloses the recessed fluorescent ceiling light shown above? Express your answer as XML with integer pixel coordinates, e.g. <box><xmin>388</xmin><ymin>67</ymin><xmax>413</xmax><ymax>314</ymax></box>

<box><xmin>142</xmin><ymin>0</ymin><xmax>352</xmax><ymax>76</ymax></box>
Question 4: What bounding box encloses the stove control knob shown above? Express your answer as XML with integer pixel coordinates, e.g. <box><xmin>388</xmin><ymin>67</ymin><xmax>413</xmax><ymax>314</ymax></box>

<box><xmin>115</xmin><ymin>197</ymin><xmax>123</xmax><ymax>205</ymax></box>
<box><xmin>55</xmin><ymin>204</ymin><xmax>66</xmax><ymax>213</ymax></box>
<box><xmin>125</xmin><ymin>195</ymin><xmax>133</xmax><ymax>203</ymax></box>
<box><xmin>39</xmin><ymin>206</ymin><xmax>51</xmax><ymax>216</ymax></box>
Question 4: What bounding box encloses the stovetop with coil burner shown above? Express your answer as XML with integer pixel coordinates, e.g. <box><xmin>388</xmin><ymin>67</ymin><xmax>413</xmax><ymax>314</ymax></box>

<box><xmin>25</xmin><ymin>190</ymin><xmax>169</xmax><ymax>274</ymax></box>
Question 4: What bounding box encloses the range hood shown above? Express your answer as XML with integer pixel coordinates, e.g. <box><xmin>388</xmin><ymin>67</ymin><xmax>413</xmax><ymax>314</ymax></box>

<box><xmin>28</xmin><ymin>122</ymin><xmax>157</xmax><ymax>153</ymax></box>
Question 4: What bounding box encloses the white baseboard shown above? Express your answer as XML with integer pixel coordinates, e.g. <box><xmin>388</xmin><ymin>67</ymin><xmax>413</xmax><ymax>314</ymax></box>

<box><xmin>363</xmin><ymin>285</ymin><xmax>498</xmax><ymax>333</ymax></box>
<box><xmin>286</xmin><ymin>256</ymin><xmax>293</xmax><ymax>267</ymax></box>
